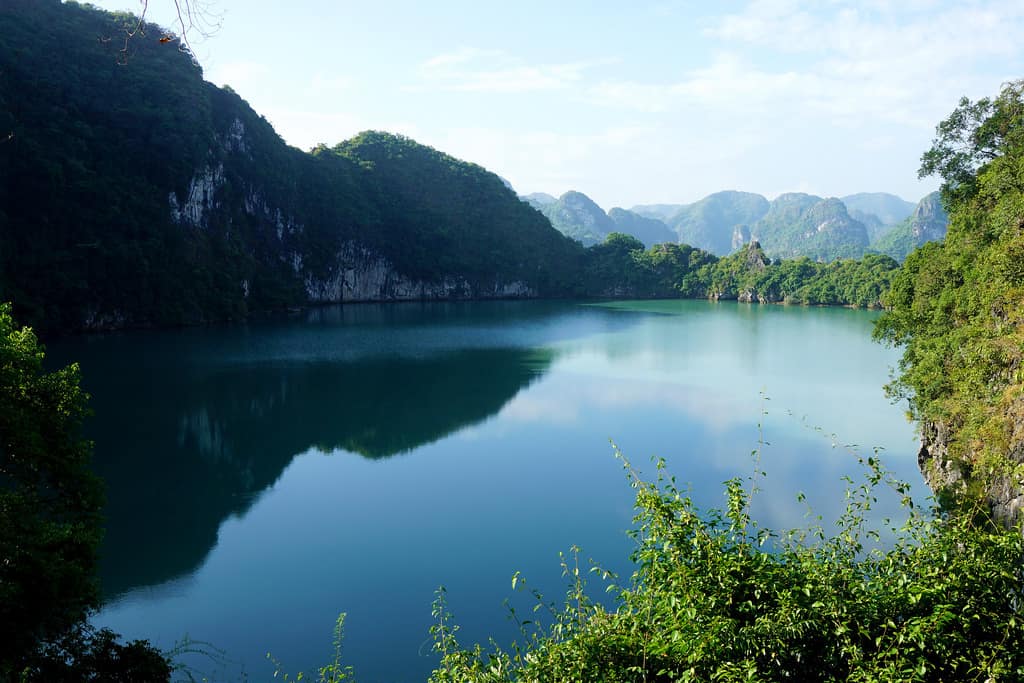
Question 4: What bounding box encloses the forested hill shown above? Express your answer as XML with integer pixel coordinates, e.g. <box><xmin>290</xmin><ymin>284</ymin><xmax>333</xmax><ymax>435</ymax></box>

<box><xmin>875</xmin><ymin>81</ymin><xmax>1024</xmax><ymax>526</ymax></box>
<box><xmin>0</xmin><ymin>0</ymin><xmax>583</xmax><ymax>334</ymax></box>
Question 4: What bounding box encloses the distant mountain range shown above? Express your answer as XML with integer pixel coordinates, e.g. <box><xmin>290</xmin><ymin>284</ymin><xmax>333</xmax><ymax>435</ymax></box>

<box><xmin>522</xmin><ymin>189</ymin><xmax>945</xmax><ymax>261</ymax></box>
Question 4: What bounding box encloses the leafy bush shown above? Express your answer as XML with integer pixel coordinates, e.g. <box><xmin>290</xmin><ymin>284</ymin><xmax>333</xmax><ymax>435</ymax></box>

<box><xmin>427</xmin><ymin>451</ymin><xmax>1024</xmax><ymax>682</ymax></box>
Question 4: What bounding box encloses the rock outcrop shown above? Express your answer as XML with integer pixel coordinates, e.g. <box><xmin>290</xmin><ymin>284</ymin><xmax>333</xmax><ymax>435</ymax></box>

<box><xmin>304</xmin><ymin>243</ymin><xmax>533</xmax><ymax>303</ymax></box>
<box><xmin>918</xmin><ymin>418</ymin><xmax>1024</xmax><ymax>527</ymax></box>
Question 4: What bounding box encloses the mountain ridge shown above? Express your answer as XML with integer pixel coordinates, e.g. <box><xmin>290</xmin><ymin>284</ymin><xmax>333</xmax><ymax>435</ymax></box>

<box><xmin>539</xmin><ymin>188</ymin><xmax>939</xmax><ymax>261</ymax></box>
<box><xmin>0</xmin><ymin>0</ymin><xmax>584</xmax><ymax>333</ymax></box>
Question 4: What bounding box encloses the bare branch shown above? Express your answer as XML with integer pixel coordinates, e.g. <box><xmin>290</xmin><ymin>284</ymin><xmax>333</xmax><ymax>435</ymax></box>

<box><xmin>117</xmin><ymin>0</ymin><xmax>222</xmax><ymax>65</ymax></box>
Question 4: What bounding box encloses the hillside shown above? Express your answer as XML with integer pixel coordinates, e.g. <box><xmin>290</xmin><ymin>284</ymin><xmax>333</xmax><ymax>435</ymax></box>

<box><xmin>835</xmin><ymin>189</ymin><xmax>917</xmax><ymax>229</ymax></box>
<box><xmin>0</xmin><ymin>0</ymin><xmax>583</xmax><ymax>334</ymax></box>
<box><xmin>871</xmin><ymin>192</ymin><xmax>948</xmax><ymax>261</ymax></box>
<box><xmin>521</xmin><ymin>192</ymin><xmax>557</xmax><ymax>209</ymax></box>
<box><xmin>607</xmin><ymin>207</ymin><xmax>676</xmax><ymax>247</ymax></box>
<box><xmin>629</xmin><ymin>203</ymin><xmax>686</xmax><ymax>221</ymax></box>
<box><xmin>667</xmin><ymin>190</ymin><xmax>770</xmax><ymax>256</ymax></box>
<box><xmin>875</xmin><ymin>80</ymin><xmax>1024</xmax><ymax>525</ymax></box>
<box><xmin>538</xmin><ymin>191</ymin><xmax>617</xmax><ymax>246</ymax></box>
<box><xmin>848</xmin><ymin>209</ymin><xmax>888</xmax><ymax>241</ymax></box>
<box><xmin>0</xmin><ymin>0</ymin><xmax>952</xmax><ymax>339</ymax></box>
<box><xmin>751</xmin><ymin>194</ymin><xmax>870</xmax><ymax>261</ymax></box>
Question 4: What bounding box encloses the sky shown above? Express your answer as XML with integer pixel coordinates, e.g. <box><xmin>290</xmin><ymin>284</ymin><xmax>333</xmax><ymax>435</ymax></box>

<box><xmin>86</xmin><ymin>0</ymin><xmax>1024</xmax><ymax>210</ymax></box>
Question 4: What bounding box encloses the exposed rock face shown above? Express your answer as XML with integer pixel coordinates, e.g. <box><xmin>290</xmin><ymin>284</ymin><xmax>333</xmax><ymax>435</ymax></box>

<box><xmin>541</xmin><ymin>191</ymin><xmax>616</xmax><ymax>246</ymax></box>
<box><xmin>304</xmin><ymin>242</ymin><xmax>534</xmax><ymax>303</ymax></box>
<box><xmin>169</xmin><ymin>163</ymin><xmax>225</xmax><ymax>228</ymax></box>
<box><xmin>82</xmin><ymin>307</ymin><xmax>128</xmax><ymax>332</ymax></box>
<box><xmin>732</xmin><ymin>224</ymin><xmax>752</xmax><ymax>250</ymax></box>
<box><xmin>916</xmin><ymin>419</ymin><xmax>963</xmax><ymax>492</ymax></box>
<box><xmin>671</xmin><ymin>191</ymin><xmax>770</xmax><ymax>256</ymax></box>
<box><xmin>870</xmin><ymin>192</ymin><xmax>948</xmax><ymax>261</ymax></box>
<box><xmin>744</xmin><ymin>240</ymin><xmax>770</xmax><ymax>271</ymax></box>
<box><xmin>736</xmin><ymin>290</ymin><xmax>781</xmax><ymax>304</ymax></box>
<box><xmin>918</xmin><ymin>418</ymin><xmax>1024</xmax><ymax>527</ymax></box>
<box><xmin>910</xmin><ymin>192</ymin><xmax>948</xmax><ymax>243</ymax></box>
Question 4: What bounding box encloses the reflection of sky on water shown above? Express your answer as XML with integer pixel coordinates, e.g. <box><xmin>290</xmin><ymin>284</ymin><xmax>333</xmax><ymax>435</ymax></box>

<box><xmin>86</xmin><ymin>300</ymin><xmax>921</xmax><ymax>683</ymax></box>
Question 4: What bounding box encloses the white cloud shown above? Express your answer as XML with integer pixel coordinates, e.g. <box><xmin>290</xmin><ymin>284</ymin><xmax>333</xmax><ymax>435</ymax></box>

<box><xmin>415</xmin><ymin>48</ymin><xmax>613</xmax><ymax>94</ymax></box>
<box><xmin>577</xmin><ymin>0</ymin><xmax>1024</xmax><ymax>170</ymax></box>
<box><xmin>708</xmin><ymin>0</ymin><xmax>821</xmax><ymax>51</ymax></box>
<box><xmin>200</xmin><ymin>1</ymin><xmax>1022</xmax><ymax>206</ymax></box>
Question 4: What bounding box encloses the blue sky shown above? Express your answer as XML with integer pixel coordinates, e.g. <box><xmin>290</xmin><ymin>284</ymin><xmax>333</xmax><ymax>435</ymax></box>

<box><xmin>88</xmin><ymin>0</ymin><xmax>1024</xmax><ymax>209</ymax></box>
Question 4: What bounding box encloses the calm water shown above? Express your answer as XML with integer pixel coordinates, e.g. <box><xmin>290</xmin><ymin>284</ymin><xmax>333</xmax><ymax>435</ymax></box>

<box><xmin>49</xmin><ymin>300</ymin><xmax>922</xmax><ymax>682</ymax></box>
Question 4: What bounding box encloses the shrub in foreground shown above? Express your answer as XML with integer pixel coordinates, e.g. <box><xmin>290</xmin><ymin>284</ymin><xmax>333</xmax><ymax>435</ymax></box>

<box><xmin>428</xmin><ymin>454</ymin><xmax>1024</xmax><ymax>682</ymax></box>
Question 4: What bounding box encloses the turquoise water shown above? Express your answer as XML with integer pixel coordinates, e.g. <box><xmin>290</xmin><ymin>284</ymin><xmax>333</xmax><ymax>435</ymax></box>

<box><xmin>48</xmin><ymin>299</ymin><xmax>922</xmax><ymax>682</ymax></box>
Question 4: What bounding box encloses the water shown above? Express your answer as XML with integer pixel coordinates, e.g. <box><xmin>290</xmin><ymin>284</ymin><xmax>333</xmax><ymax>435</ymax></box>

<box><xmin>47</xmin><ymin>299</ymin><xmax>922</xmax><ymax>682</ymax></box>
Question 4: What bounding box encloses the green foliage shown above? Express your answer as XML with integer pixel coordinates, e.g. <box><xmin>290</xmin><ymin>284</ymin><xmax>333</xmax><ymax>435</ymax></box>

<box><xmin>0</xmin><ymin>2</ymin><xmax>584</xmax><ymax>334</ymax></box>
<box><xmin>428</xmin><ymin>452</ymin><xmax>1024</xmax><ymax>682</ymax></box>
<box><xmin>577</xmin><ymin>235</ymin><xmax>897</xmax><ymax>306</ymax></box>
<box><xmin>607</xmin><ymin>207</ymin><xmax>676</xmax><ymax>248</ymax></box>
<box><xmin>271</xmin><ymin>614</ymin><xmax>355</xmax><ymax>682</ymax></box>
<box><xmin>874</xmin><ymin>81</ymin><xmax>1024</xmax><ymax>507</ymax></box>
<box><xmin>331</xmin><ymin>133</ymin><xmax>584</xmax><ymax>293</ymax></box>
<box><xmin>871</xmin><ymin>193</ymin><xmax>948</xmax><ymax>262</ymax></box>
<box><xmin>919</xmin><ymin>81</ymin><xmax>1024</xmax><ymax>204</ymax></box>
<box><xmin>0</xmin><ymin>302</ymin><xmax>101</xmax><ymax>674</ymax></box>
<box><xmin>0</xmin><ymin>302</ymin><xmax>171</xmax><ymax>680</ymax></box>
<box><xmin>539</xmin><ymin>191</ymin><xmax>616</xmax><ymax>247</ymax></box>
<box><xmin>669</xmin><ymin>191</ymin><xmax>769</xmax><ymax>256</ymax></box>
<box><xmin>21</xmin><ymin>624</ymin><xmax>171</xmax><ymax>683</ymax></box>
<box><xmin>698</xmin><ymin>245</ymin><xmax>899</xmax><ymax>307</ymax></box>
<box><xmin>753</xmin><ymin>195</ymin><xmax>870</xmax><ymax>262</ymax></box>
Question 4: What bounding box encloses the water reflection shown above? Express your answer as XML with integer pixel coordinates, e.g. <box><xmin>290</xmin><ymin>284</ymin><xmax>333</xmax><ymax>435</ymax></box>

<box><xmin>43</xmin><ymin>301</ymin><xmax>644</xmax><ymax>601</ymax></box>
<box><xmin>42</xmin><ymin>300</ymin><xmax>921</xmax><ymax>682</ymax></box>
<box><xmin>89</xmin><ymin>347</ymin><xmax>554</xmax><ymax>598</ymax></box>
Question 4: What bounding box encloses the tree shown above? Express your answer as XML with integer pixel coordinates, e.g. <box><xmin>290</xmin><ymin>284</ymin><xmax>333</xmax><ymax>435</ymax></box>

<box><xmin>0</xmin><ymin>303</ymin><xmax>171</xmax><ymax>679</ymax></box>
<box><xmin>875</xmin><ymin>81</ymin><xmax>1024</xmax><ymax>523</ymax></box>
<box><xmin>918</xmin><ymin>79</ymin><xmax>1024</xmax><ymax>203</ymax></box>
<box><xmin>0</xmin><ymin>303</ymin><xmax>103</xmax><ymax>674</ymax></box>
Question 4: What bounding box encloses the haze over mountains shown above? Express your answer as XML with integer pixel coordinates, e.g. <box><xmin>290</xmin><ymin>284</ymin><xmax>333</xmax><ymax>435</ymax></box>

<box><xmin>524</xmin><ymin>189</ymin><xmax>946</xmax><ymax>261</ymax></box>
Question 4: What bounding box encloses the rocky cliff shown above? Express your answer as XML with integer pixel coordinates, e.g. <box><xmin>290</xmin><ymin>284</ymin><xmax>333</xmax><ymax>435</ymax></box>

<box><xmin>0</xmin><ymin>0</ymin><xmax>580</xmax><ymax>334</ymax></box>
<box><xmin>539</xmin><ymin>191</ymin><xmax>617</xmax><ymax>246</ymax></box>
<box><xmin>871</xmin><ymin>192</ymin><xmax>949</xmax><ymax>261</ymax></box>
<box><xmin>917</xmin><ymin>418</ymin><xmax>1024</xmax><ymax>527</ymax></box>
<box><xmin>752</xmin><ymin>195</ymin><xmax>869</xmax><ymax>261</ymax></box>
<box><xmin>669</xmin><ymin>191</ymin><xmax>770</xmax><ymax>256</ymax></box>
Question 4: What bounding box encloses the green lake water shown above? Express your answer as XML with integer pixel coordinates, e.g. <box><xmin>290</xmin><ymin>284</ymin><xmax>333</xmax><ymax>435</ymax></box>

<box><xmin>47</xmin><ymin>299</ymin><xmax>923</xmax><ymax>682</ymax></box>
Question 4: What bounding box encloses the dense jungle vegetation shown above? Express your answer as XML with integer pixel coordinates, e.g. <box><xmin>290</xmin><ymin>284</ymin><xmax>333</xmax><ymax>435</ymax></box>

<box><xmin>579</xmin><ymin>233</ymin><xmax>898</xmax><ymax>307</ymax></box>
<box><xmin>875</xmin><ymin>80</ymin><xmax>1024</xmax><ymax>518</ymax></box>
